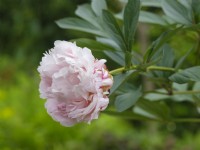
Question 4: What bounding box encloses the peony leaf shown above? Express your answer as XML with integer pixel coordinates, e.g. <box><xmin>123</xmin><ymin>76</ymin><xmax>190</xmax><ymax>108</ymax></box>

<box><xmin>133</xmin><ymin>99</ymin><xmax>170</xmax><ymax>120</ymax></box>
<box><xmin>175</xmin><ymin>47</ymin><xmax>193</xmax><ymax>69</ymax></box>
<box><xmin>169</xmin><ymin>66</ymin><xmax>200</xmax><ymax>84</ymax></box>
<box><xmin>91</xmin><ymin>0</ymin><xmax>107</xmax><ymax>16</ymax></box>
<box><xmin>139</xmin><ymin>11</ymin><xmax>167</xmax><ymax>26</ymax></box>
<box><xmin>143</xmin><ymin>27</ymin><xmax>182</xmax><ymax>63</ymax></box>
<box><xmin>123</xmin><ymin>0</ymin><xmax>140</xmax><ymax>52</ymax></box>
<box><xmin>120</xmin><ymin>0</ymin><xmax>161</xmax><ymax>7</ymax></box>
<box><xmin>104</xmin><ymin>51</ymin><xmax>125</xmax><ymax>66</ymax></box>
<box><xmin>75</xmin><ymin>4</ymin><xmax>101</xmax><ymax>28</ymax></box>
<box><xmin>110</xmin><ymin>70</ymin><xmax>137</xmax><ymax>96</ymax></box>
<box><xmin>102</xmin><ymin>10</ymin><xmax>127</xmax><ymax>52</ymax></box>
<box><xmin>162</xmin><ymin>0</ymin><xmax>193</xmax><ymax>25</ymax></box>
<box><xmin>115</xmin><ymin>86</ymin><xmax>142</xmax><ymax>112</ymax></box>
<box><xmin>141</xmin><ymin>0</ymin><xmax>161</xmax><ymax>7</ymax></box>
<box><xmin>56</xmin><ymin>17</ymin><xmax>107</xmax><ymax>37</ymax></box>
<box><xmin>72</xmin><ymin>38</ymin><xmax>116</xmax><ymax>51</ymax></box>
<box><xmin>153</xmin><ymin>44</ymin><xmax>175</xmax><ymax>78</ymax></box>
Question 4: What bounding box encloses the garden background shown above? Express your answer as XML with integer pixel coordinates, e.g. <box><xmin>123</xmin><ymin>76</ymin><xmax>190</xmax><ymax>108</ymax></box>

<box><xmin>1</xmin><ymin>0</ymin><xmax>200</xmax><ymax>149</ymax></box>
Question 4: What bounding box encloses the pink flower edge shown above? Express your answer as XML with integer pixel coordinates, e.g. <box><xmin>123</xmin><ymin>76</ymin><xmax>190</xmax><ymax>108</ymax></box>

<box><xmin>38</xmin><ymin>40</ymin><xmax>113</xmax><ymax>127</ymax></box>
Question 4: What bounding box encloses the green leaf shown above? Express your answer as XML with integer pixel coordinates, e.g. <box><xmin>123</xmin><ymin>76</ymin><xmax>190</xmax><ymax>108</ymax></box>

<box><xmin>139</xmin><ymin>11</ymin><xmax>167</xmax><ymax>26</ymax></box>
<box><xmin>193</xmin><ymin>82</ymin><xmax>200</xmax><ymax>97</ymax></box>
<box><xmin>56</xmin><ymin>17</ymin><xmax>106</xmax><ymax>37</ymax></box>
<box><xmin>175</xmin><ymin>47</ymin><xmax>193</xmax><ymax>69</ymax></box>
<box><xmin>169</xmin><ymin>66</ymin><xmax>200</xmax><ymax>84</ymax></box>
<box><xmin>125</xmin><ymin>51</ymin><xmax>132</xmax><ymax>69</ymax></box>
<box><xmin>162</xmin><ymin>0</ymin><xmax>193</xmax><ymax>25</ymax></box>
<box><xmin>96</xmin><ymin>37</ymin><xmax>121</xmax><ymax>51</ymax></box>
<box><xmin>158</xmin><ymin>44</ymin><xmax>175</xmax><ymax>67</ymax></box>
<box><xmin>172</xmin><ymin>83</ymin><xmax>193</xmax><ymax>102</ymax></box>
<box><xmin>91</xmin><ymin>0</ymin><xmax>107</xmax><ymax>16</ymax></box>
<box><xmin>134</xmin><ymin>99</ymin><xmax>170</xmax><ymax>120</ymax></box>
<box><xmin>144</xmin><ymin>90</ymin><xmax>170</xmax><ymax>101</ymax></box>
<box><xmin>75</xmin><ymin>4</ymin><xmax>100</xmax><ymax>28</ymax></box>
<box><xmin>104</xmin><ymin>51</ymin><xmax>124</xmax><ymax>66</ymax></box>
<box><xmin>193</xmin><ymin>82</ymin><xmax>200</xmax><ymax>113</ymax></box>
<box><xmin>120</xmin><ymin>0</ymin><xmax>161</xmax><ymax>7</ymax></box>
<box><xmin>141</xmin><ymin>0</ymin><xmax>161</xmax><ymax>7</ymax></box>
<box><xmin>110</xmin><ymin>70</ymin><xmax>137</xmax><ymax>96</ymax></box>
<box><xmin>72</xmin><ymin>38</ymin><xmax>116</xmax><ymax>51</ymax></box>
<box><xmin>144</xmin><ymin>27</ymin><xmax>182</xmax><ymax>63</ymax></box>
<box><xmin>115</xmin><ymin>86</ymin><xmax>142</xmax><ymax>112</ymax></box>
<box><xmin>102</xmin><ymin>10</ymin><xmax>127</xmax><ymax>51</ymax></box>
<box><xmin>178</xmin><ymin>0</ymin><xmax>192</xmax><ymax>11</ymax></box>
<box><xmin>104</xmin><ymin>50</ymin><xmax>140</xmax><ymax>66</ymax></box>
<box><xmin>154</xmin><ymin>44</ymin><xmax>175</xmax><ymax>78</ymax></box>
<box><xmin>192</xmin><ymin>0</ymin><xmax>200</xmax><ymax>23</ymax></box>
<box><xmin>144</xmin><ymin>83</ymin><xmax>193</xmax><ymax>102</ymax></box>
<box><xmin>124</xmin><ymin>0</ymin><xmax>140</xmax><ymax>51</ymax></box>
<box><xmin>183</xmin><ymin>24</ymin><xmax>200</xmax><ymax>32</ymax></box>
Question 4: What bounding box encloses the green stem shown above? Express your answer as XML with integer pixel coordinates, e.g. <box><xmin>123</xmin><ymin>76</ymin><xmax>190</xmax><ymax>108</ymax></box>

<box><xmin>109</xmin><ymin>65</ymin><xmax>176</xmax><ymax>75</ymax></box>
<box><xmin>147</xmin><ymin>65</ymin><xmax>176</xmax><ymax>72</ymax></box>
<box><xmin>109</xmin><ymin>67</ymin><xmax>125</xmax><ymax>75</ymax></box>
<box><xmin>173</xmin><ymin>90</ymin><xmax>200</xmax><ymax>95</ymax></box>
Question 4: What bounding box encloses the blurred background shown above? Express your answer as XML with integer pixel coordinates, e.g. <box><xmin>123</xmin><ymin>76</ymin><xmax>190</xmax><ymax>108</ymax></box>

<box><xmin>1</xmin><ymin>0</ymin><xmax>200</xmax><ymax>149</ymax></box>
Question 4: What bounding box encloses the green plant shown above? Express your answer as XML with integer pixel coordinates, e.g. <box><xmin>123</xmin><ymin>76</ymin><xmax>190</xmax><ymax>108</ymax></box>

<box><xmin>55</xmin><ymin>0</ymin><xmax>200</xmax><ymax>123</ymax></box>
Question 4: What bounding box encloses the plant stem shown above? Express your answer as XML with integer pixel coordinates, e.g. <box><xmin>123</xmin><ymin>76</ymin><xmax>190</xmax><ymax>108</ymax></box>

<box><xmin>173</xmin><ymin>90</ymin><xmax>200</xmax><ymax>95</ymax></box>
<box><xmin>109</xmin><ymin>67</ymin><xmax>125</xmax><ymax>75</ymax></box>
<box><xmin>109</xmin><ymin>65</ymin><xmax>176</xmax><ymax>75</ymax></box>
<box><xmin>147</xmin><ymin>65</ymin><xmax>176</xmax><ymax>72</ymax></box>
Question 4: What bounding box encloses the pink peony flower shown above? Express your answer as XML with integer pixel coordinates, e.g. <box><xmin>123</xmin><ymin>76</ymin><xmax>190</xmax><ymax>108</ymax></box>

<box><xmin>38</xmin><ymin>40</ymin><xmax>113</xmax><ymax>126</ymax></box>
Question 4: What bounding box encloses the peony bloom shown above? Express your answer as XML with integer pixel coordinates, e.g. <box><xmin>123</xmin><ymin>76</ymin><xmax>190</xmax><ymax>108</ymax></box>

<box><xmin>38</xmin><ymin>40</ymin><xmax>113</xmax><ymax>126</ymax></box>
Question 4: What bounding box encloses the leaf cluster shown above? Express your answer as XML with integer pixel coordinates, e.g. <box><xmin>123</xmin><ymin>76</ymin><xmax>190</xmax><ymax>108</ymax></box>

<box><xmin>56</xmin><ymin>0</ymin><xmax>200</xmax><ymax>123</ymax></box>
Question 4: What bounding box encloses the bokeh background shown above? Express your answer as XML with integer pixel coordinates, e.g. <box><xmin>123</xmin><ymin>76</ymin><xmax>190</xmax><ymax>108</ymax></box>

<box><xmin>1</xmin><ymin>0</ymin><xmax>200</xmax><ymax>149</ymax></box>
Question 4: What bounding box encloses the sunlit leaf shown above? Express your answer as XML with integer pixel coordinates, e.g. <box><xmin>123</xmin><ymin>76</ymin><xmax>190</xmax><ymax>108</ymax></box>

<box><xmin>75</xmin><ymin>4</ymin><xmax>101</xmax><ymax>28</ymax></box>
<box><xmin>56</xmin><ymin>17</ymin><xmax>106</xmax><ymax>37</ymax></box>
<box><xmin>120</xmin><ymin>0</ymin><xmax>161</xmax><ymax>7</ymax></box>
<box><xmin>139</xmin><ymin>11</ymin><xmax>167</xmax><ymax>26</ymax></box>
<box><xmin>91</xmin><ymin>0</ymin><xmax>107</xmax><ymax>16</ymax></box>
<box><xmin>141</xmin><ymin>0</ymin><xmax>161</xmax><ymax>7</ymax></box>
<box><xmin>162</xmin><ymin>0</ymin><xmax>193</xmax><ymax>25</ymax></box>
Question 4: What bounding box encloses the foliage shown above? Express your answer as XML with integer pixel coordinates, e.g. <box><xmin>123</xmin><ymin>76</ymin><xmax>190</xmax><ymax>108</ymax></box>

<box><xmin>56</xmin><ymin>0</ymin><xmax>200</xmax><ymax>123</ymax></box>
<box><xmin>1</xmin><ymin>0</ymin><xmax>200</xmax><ymax>149</ymax></box>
